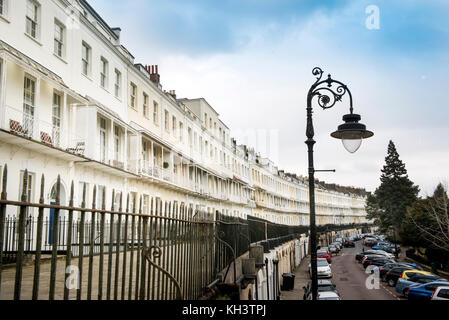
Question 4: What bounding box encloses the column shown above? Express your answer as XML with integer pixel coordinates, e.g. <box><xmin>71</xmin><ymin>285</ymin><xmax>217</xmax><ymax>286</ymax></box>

<box><xmin>0</xmin><ymin>56</ymin><xmax>7</xmax><ymax>129</ymax></box>
<box><xmin>34</xmin><ymin>76</ymin><xmax>41</xmax><ymax>140</ymax></box>
<box><xmin>109</xmin><ymin>119</ymin><xmax>114</xmax><ymax>162</ymax></box>
<box><xmin>124</xmin><ymin>128</ymin><xmax>128</xmax><ymax>169</ymax></box>
<box><xmin>151</xmin><ymin>141</ymin><xmax>155</xmax><ymax>176</ymax></box>
<box><xmin>62</xmin><ymin>92</ymin><xmax>68</xmax><ymax>148</ymax></box>
<box><xmin>136</xmin><ymin>133</ymin><xmax>141</xmax><ymax>174</ymax></box>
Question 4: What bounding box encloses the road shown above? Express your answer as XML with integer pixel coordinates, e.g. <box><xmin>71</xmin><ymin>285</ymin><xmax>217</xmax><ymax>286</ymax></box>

<box><xmin>330</xmin><ymin>240</ymin><xmax>403</xmax><ymax>300</ymax></box>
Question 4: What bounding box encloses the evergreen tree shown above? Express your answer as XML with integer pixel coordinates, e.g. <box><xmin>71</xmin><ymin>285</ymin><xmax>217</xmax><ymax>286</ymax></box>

<box><xmin>366</xmin><ymin>141</ymin><xmax>419</xmax><ymax>234</ymax></box>
<box><xmin>433</xmin><ymin>183</ymin><xmax>447</xmax><ymax>199</ymax></box>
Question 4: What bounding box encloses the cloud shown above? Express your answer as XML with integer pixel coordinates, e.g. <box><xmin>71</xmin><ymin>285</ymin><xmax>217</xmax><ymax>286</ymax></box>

<box><xmin>85</xmin><ymin>0</ymin><xmax>449</xmax><ymax>195</ymax></box>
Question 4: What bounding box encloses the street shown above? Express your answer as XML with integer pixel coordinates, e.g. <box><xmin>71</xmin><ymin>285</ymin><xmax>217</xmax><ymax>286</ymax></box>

<box><xmin>281</xmin><ymin>239</ymin><xmax>404</xmax><ymax>300</ymax></box>
<box><xmin>331</xmin><ymin>240</ymin><xmax>402</xmax><ymax>300</ymax></box>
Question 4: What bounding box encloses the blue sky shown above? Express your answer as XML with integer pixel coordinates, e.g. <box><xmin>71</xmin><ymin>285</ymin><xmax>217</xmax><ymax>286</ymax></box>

<box><xmin>89</xmin><ymin>0</ymin><xmax>449</xmax><ymax>195</ymax></box>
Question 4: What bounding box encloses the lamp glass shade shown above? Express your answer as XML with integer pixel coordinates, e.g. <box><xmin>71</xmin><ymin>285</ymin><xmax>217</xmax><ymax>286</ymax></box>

<box><xmin>342</xmin><ymin>138</ymin><xmax>362</xmax><ymax>153</ymax></box>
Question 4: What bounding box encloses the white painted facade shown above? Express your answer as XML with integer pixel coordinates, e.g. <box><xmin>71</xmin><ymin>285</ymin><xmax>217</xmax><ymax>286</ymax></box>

<box><xmin>0</xmin><ymin>0</ymin><xmax>369</xmax><ymax>226</ymax></box>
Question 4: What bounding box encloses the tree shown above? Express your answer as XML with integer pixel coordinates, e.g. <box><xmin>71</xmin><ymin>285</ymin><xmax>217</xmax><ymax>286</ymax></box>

<box><xmin>433</xmin><ymin>182</ymin><xmax>448</xmax><ymax>199</ymax></box>
<box><xmin>405</xmin><ymin>183</ymin><xmax>449</xmax><ymax>253</ymax></box>
<box><xmin>365</xmin><ymin>141</ymin><xmax>419</xmax><ymax>235</ymax></box>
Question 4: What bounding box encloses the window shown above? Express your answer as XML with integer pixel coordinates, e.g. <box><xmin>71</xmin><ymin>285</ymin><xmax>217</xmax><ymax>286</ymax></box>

<box><xmin>26</xmin><ymin>0</ymin><xmax>39</xmax><ymax>39</ymax></box>
<box><xmin>54</xmin><ymin>21</ymin><xmax>65</xmax><ymax>58</ymax></box>
<box><xmin>97</xmin><ymin>185</ymin><xmax>105</xmax><ymax>208</ymax></box>
<box><xmin>142</xmin><ymin>195</ymin><xmax>149</xmax><ymax>214</ymax></box>
<box><xmin>114</xmin><ymin>69</ymin><xmax>121</xmax><ymax>98</ymax></box>
<box><xmin>153</xmin><ymin>101</ymin><xmax>159</xmax><ymax>125</ymax></box>
<box><xmin>143</xmin><ymin>93</ymin><xmax>149</xmax><ymax>118</ymax></box>
<box><xmin>172</xmin><ymin>116</ymin><xmax>176</xmax><ymax>136</ymax></box>
<box><xmin>19</xmin><ymin>170</ymin><xmax>34</xmax><ymax>203</ymax></box>
<box><xmin>164</xmin><ymin>110</ymin><xmax>169</xmax><ymax>132</ymax></box>
<box><xmin>100</xmin><ymin>57</ymin><xmax>108</xmax><ymax>88</ymax></box>
<box><xmin>130</xmin><ymin>82</ymin><xmax>137</xmax><ymax>108</ymax></box>
<box><xmin>188</xmin><ymin>127</ymin><xmax>192</xmax><ymax>147</ymax></box>
<box><xmin>99</xmin><ymin>118</ymin><xmax>106</xmax><ymax>163</ymax></box>
<box><xmin>78</xmin><ymin>182</ymin><xmax>89</xmax><ymax>207</ymax></box>
<box><xmin>81</xmin><ymin>42</ymin><xmax>91</xmax><ymax>76</ymax></box>
<box><xmin>23</xmin><ymin>76</ymin><xmax>35</xmax><ymax>138</ymax></box>
<box><xmin>437</xmin><ymin>288</ymin><xmax>449</xmax><ymax>299</ymax></box>
<box><xmin>52</xmin><ymin>92</ymin><xmax>61</xmax><ymax>146</ymax></box>
<box><xmin>194</xmin><ymin>132</ymin><xmax>198</xmax><ymax>150</ymax></box>
<box><xmin>114</xmin><ymin>126</ymin><xmax>120</xmax><ymax>161</ymax></box>
<box><xmin>0</xmin><ymin>0</ymin><xmax>5</xmax><ymax>17</ymax></box>
<box><xmin>179</xmin><ymin>122</ymin><xmax>183</xmax><ymax>142</ymax></box>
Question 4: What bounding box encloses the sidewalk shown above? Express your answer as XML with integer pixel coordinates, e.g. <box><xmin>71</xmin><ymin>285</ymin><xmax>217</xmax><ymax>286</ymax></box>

<box><xmin>279</xmin><ymin>255</ymin><xmax>310</xmax><ymax>300</ymax></box>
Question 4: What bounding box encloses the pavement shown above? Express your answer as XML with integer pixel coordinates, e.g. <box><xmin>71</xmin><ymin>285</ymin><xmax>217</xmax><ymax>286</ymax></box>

<box><xmin>279</xmin><ymin>255</ymin><xmax>311</xmax><ymax>300</ymax></box>
<box><xmin>280</xmin><ymin>240</ymin><xmax>402</xmax><ymax>300</ymax></box>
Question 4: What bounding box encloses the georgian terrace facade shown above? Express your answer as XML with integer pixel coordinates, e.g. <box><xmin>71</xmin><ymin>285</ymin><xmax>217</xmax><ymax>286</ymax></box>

<box><xmin>0</xmin><ymin>0</ymin><xmax>369</xmax><ymax>225</ymax></box>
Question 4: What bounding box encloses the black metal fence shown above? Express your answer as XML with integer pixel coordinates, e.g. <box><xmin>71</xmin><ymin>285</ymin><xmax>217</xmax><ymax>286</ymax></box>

<box><xmin>0</xmin><ymin>164</ymin><xmax>370</xmax><ymax>300</ymax></box>
<box><xmin>0</xmin><ymin>165</ymin><xmax>306</xmax><ymax>301</ymax></box>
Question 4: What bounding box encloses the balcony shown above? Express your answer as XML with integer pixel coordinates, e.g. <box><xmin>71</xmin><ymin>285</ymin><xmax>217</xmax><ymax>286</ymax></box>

<box><xmin>2</xmin><ymin>104</ymin><xmax>85</xmax><ymax>156</ymax></box>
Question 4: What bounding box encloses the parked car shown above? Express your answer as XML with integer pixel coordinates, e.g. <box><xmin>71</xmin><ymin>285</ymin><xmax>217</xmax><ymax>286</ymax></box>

<box><xmin>318</xmin><ymin>246</ymin><xmax>331</xmax><ymax>255</ymax></box>
<box><xmin>431</xmin><ymin>286</ymin><xmax>449</xmax><ymax>300</ymax></box>
<box><xmin>355</xmin><ymin>250</ymin><xmax>382</xmax><ymax>262</ymax></box>
<box><xmin>361</xmin><ymin>254</ymin><xmax>389</xmax><ymax>265</ymax></box>
<box><xmin>315</xmin><ymin>291</ymin><xmax>341</xmax><ymax>300</ymax></box>
<box><xmin>309</xmin><ymin>259</ymin><xmax>332</xmax><ymax>279</ymax></box>
<box><xmin>407</xmin><ymin>281</ymin><xmax>449</xmax><ymax>300</ymax></box>
<box><xmin>331</xmin><ymin>242</ymin><xmax>342</xmax><ymax>251</ymax></box>
<box><xmin>328</xmin><ymin>244</ymin><xmax>339</xmax><ymax>255</ymax></box>
<box><xmin>317</xmin><ymin>251</ymin><xmax>332</xmax><ymax>264</ymax></box>
<box><xmin>362</xmin><ymin>256</ymin><xmax>395</xmax><ymax>269</ymax></box>
<box><xmin>343</xmin><ymin>240</ymin><xmax>355</xmax><ymax>247</ymax></box>
<box><xmin>303</xmin><ymin>279</ymin><xmax>338</xmax><ymax>300</ymax></box>
<box><xmin>385</xmin><ymin>266</ymin><xmax>418</xmax><ymax>287</ymax></box>
<box><xmin>396</xmin><ymin>273</ymin><xmax>447</xmax><ymax>297</ymax></box>
<box><xmin>363</xmin><ymin>237</ymin><xmax>378</xmax><ymax>247</ymax></box>
<box><xmin>375</xmin><ymin>262</ymin><xmax>423</xmax><ymax>278</ymax></box>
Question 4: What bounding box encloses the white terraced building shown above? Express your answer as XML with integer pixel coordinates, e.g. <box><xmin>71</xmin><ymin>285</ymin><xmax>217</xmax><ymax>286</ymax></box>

<box><xmin>0</xmin><ymin>0</ymin><xmax>369</xmax><ymax>226</ymax></box>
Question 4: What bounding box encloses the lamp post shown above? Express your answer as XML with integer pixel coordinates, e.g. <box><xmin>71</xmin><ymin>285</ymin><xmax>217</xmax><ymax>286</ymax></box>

<box><xmin>306</xmin><ymin>67</ymin><xmax>374</xmax><ymax>300</ymax></box>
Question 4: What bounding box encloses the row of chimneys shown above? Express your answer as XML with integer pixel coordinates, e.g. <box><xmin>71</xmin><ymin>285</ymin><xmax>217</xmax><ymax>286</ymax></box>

<box><xmin>145</xmin><ymin>65</ymin><xmax>160</xmax><ymax>86</ymax></box>
<box><xmin>145</xmin><ymin>65</ymin><xmax>177</xmax><ymax>99</ymax></box>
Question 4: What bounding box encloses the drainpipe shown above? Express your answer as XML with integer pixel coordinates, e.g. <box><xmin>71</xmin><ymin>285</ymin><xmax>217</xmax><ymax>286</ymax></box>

<box><xmin>265</xmin><ymin>258</ymin><xmax>270</xmax><ymax>300</ymax></box>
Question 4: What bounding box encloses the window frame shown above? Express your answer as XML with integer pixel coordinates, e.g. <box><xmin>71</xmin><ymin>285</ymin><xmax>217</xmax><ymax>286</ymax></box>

<box><xmin>53</xmin><ymin>19</ymin><xmax>65</xmax><ymax>58</ymax></box>
<box><xmin>129</xmin><ymin>82</ymin><xmax>137</xmax><ymax>109</ymax></box>
<box><xmin>153</xmin><ymin>101</ymin><xmax>159</xmax><ymax>125</ymax></box>
<box><xmin>114</xmin><ymin>69</ymin><xmax>121</xmax><ymax>98</ymax></box>
<box><xmin>81</xmin><ymin>41</ymin><xmax>91</xmax><ymax>77</ymax></box>
<box><xmin>143</xmin><ymin>92</ymin><xmax>149</xmax><ymax>118</ymax></box>
<box><xmin>100</xmin><ymin>57</ymin><xmax>109</xmax><ymax>89</ymax></box>
<box><xmin>26</xmin><ymin>0</ymin><xmax>40</xmax><ymax>39</ymax></box>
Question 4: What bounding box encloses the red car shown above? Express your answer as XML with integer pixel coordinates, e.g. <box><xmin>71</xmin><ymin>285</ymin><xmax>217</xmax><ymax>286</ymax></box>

<box><xmin>317</xmin><ymin>251</ymin><xmax>332</xmax><ymax>264</ymax></box>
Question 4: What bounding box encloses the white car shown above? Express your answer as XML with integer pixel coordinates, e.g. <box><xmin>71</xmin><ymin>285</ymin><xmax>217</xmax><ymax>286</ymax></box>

<box><xmin>309</xmin><ymin>259</ymin><xmax>332</xmax><ymax>278</ymax></box>
<box><xmin>306</xmin><ymin>291</ymin><xmax>341</xmax><ymax>300</ymax></box>
<box><xmin>431</xmin><ymin>286</ymin><xmax>449</xmax><ymax>300</ymax></box>
<box><xmin>371</xmin><ymin>249</ymin><xmax>394</xmax><ymax>259</ymax></box>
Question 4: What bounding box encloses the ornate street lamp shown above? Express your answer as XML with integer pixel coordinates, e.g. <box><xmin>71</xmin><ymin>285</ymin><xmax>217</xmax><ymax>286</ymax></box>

<box><xmin>305</xmin><ymin>67</ymin><xmax>373</xmax><ymax>300</ymax></box>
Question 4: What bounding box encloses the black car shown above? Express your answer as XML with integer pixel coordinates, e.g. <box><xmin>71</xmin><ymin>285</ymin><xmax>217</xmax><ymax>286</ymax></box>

<box><xmin>303</xmin><ymin>279</ymin><xmax>338</xmax><ymax>300</ymax></box>
<box><xmin>343</xmin><ymin>240</ymin><xmax>355</xmax><ymax>247</ymax></box>
<box><xmin>362</xmin><ymin>256</ymin><xmax>395</xmax><ymax>269</ymax></box>
<box><xmin>377</xmin><ymin>262</ymin><xmax>423</xmax><ymax>278</ymax></box>
<box><xmin>385</xmin><ymin>266</ymin><xmax>415</xmax><ymax>287</ymax></box>
<box><xmin>355</xmin><ymin>250</ymin><xmax>381</xmax><ymax>262</ymax></box>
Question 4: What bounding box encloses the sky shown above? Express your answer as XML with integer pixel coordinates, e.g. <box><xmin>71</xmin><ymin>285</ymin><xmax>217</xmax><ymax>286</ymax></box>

<box><xmin>89</xmin><ymin>0</ymin><xmax>449</xmax><ymax>196</ymax></box>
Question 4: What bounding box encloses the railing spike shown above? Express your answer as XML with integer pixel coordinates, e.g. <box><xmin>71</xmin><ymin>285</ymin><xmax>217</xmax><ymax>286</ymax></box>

<box><xmin>1</xmin><ymin>164</ymin><xmax>7</xmax><ymax>200</ymax></box>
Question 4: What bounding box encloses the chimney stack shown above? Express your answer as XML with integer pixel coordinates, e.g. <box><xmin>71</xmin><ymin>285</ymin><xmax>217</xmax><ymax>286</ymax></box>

<box><xmin>168</xmin><ymin>90</ymin><xmax>176</xmax><ymax>99</ymax></box>
<box><xmin>146</xmin><ymin>64</ymin><xmax>160</xmax><ymax>86</ymax></box>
